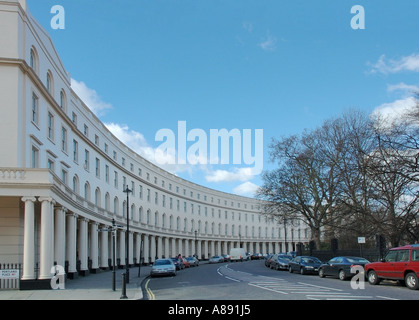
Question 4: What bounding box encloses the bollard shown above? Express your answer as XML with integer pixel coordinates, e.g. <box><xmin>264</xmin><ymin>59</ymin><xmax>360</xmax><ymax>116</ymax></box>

<box><xmin>120</xmin><ymin>273</ymin><xmax>128</xmax><ymax>299</ymax></box>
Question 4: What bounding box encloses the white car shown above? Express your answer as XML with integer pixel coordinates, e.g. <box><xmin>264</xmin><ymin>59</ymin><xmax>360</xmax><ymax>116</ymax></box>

<box><xmin>209</xmin><ymin>256</ymin><xmax>224</xmax><ymax>263</ymax></box>
<box><xmin>150</xmin><ymin>259</ymin><xmax>177</xmax><ymax>277</ymax></box>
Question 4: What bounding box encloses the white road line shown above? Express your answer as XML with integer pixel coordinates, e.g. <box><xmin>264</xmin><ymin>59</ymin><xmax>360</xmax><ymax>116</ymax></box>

<box><xmin>376</xmin><ymin>295</ymin><xmax>399</xmax><ymax>300</ymax></box>
<box><xmin>248</xmin><ymin>282</ymin><xmax>289</xmax><ymax>295</ymax></box>
<box><xmin>225</xmin><ymin>276</ymin><xmax>241</xmax><ymax>282</ymax></box>
<box><xmin>297</xmin><ymin>282</ymin><xmax>344</xmax><ymax>292</ymax></box>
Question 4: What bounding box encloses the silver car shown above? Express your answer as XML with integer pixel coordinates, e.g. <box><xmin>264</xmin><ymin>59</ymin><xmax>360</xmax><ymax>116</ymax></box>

<box><xmin>150</xmin><ymin>259</ymin><xmax>177</xmax><ymax>277</ymax></box>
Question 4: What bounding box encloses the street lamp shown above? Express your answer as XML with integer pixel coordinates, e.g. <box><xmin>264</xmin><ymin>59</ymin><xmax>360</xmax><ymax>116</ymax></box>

<box><xmin>123</xmin><ymin>185</ymin><xmax>132</xmax><ymax>284</ymax></box>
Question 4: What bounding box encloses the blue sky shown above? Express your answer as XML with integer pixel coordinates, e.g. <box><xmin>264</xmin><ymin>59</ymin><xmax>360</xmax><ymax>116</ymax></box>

<box><xmin>27</xmin><ymin>0</ymin><xmax>419</xmax><ymax>196</ymax></box>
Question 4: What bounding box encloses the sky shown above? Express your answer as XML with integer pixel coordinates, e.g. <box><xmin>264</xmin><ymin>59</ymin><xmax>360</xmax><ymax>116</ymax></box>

<box><xmin>26</xmin><ymin>0</ymin><xmax>419</xmax><ymax>197</ymax></box>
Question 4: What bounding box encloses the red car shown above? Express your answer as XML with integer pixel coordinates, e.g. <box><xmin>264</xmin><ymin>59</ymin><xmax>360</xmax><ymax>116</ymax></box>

<box><xmin>365</xmin><ymin>244</ymin><xmax>419</xmax><ymax>290</ymax></box>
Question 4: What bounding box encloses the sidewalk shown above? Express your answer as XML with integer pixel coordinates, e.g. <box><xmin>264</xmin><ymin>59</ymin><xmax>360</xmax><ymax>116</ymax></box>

<box><xmin>0</xmin><ymin>266</ymin><xmax>151</xmax><ymax>300</ymax></box>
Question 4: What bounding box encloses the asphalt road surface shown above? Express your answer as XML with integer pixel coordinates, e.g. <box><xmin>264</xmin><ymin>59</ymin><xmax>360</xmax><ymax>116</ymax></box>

<box><xmin>144</xmin><ymin>259</ymin><xmax>419</xmax><ymax>301</ymax></box>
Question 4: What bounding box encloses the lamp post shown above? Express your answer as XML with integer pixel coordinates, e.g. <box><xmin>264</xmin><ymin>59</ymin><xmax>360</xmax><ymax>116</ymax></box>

<box><xmin>112</xmin><ymin>219</ymin><xmax>116</xmax><ymax>291</ymax></box>
<box><xmin>123</xmin><ymin>185</ymin><xmax>132</xmax><ymax>284</ymax></box>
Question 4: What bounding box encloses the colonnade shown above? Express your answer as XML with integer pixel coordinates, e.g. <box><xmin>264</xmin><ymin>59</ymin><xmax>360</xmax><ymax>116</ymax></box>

<box><xmin>20</xmin><ymin>196</ymin><xmax>298</xmax><ymax>284</ymax></box>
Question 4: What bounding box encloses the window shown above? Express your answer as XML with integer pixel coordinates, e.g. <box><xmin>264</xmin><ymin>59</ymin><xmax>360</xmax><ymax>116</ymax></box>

<box><xmin>31</xmin><ymin>146</ymin><xmax>39</xmax><ymax>168</ymax></box>
<box><xmin>46</xmin><ymin>71</ymin><xmax>54</xmax><ymax>95</ymax></box>
<box><xmin>31</xmin><ymin>93</ymin><xmax>39</xmax><ymax>125</ymax></box>
<box><xmin>61</xmin><ymin>127</ymin><xmax>67</xmax><ymax>152</ymax></box>
<box><xmin>29</xmin><ymin>47</ymin><xmax>38</xmax><ymax>74</ymax></box>
<box><xmin>95</xmin><ymin>158</ymin><xmax>100</xmax><ymax>178</ymax></box>
<box><xmin>61</xmin><ymin>169</ymin><xmax>68</xmax><ymax>184</ymax></box>
<box><xmin>47</xmin><ymin>158</ymin><xmax>55</xmax><ymax>171</ymax></box>
<box><xmin>47</xmin><ymin>112</ymin><xmax>54</xmax><ymax>140</ymax></box>
<box><xmin>105</xmin><ymin>165</ymin><xmax>109</xmax><ymax>183</ymax></box>
<box><xmin>60</xmin><ymin>90</ymin><xmax>67</xmax><ymax>110</ymax></box>
<box><xmin>84</xmin><ymin>182</ymin><xmax>90</xmax><ymax>201</ymax></box>
<box><xmin>84</xmin><ymin>149</ymin><xmax>89</xmax><ymax>171</ymax></box>
<box><xmin>72</xmin><ymin>112</ymin><xmax>77</xmax><ymax>125</ymax></box>
<box><xmin>114</xmin><ymin>171</ymin><xmax>118</xmax><ymax>188</ymax></box>
<box><xmin>73</xmin><ymin>140</ymin><xmax>78</xmax><ymax>163</ymax></box>
<box><xmin>396</xmin><ymin>250</ymin><xmax>410</xmax><ymax>262</ymax></box>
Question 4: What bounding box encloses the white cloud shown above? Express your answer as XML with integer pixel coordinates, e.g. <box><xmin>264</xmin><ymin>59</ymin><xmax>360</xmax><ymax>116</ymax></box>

<box><xmin>104</xmin><ymin>122</ymin><xmax>197</xmax><ymax>175</ymax></box>
<box><xmin>387</xmin><ymin>82</ymin><xmax>419</xmax><ymax>96</ymax></box>
<box><xmin>71</xmin><ymin>78</ymin><xmax>113</xmax><ymax>116</ymax></box>
<box><xmin>205</xmin><ymin>167</ymin><xmax>258</xmax><ymax>183</ymax></box>
<box><xmin>372</xmin><ymin>96</ymin><xmax>417</xmax><ymax>127</ymax></box>
<box><xmin>105</xmin><ymin>122</ymin><xmax>156</xmax><ymax>161</ymax></box>
<box><xmin>233</xmin><ymin>181</ymin><xmax>259</xmax><ymax>197</ymax></box>
<box><xmin>369</xmin><ymin>54</ymin><xmax>419</xmax><ymax>74</ymax></box>
<box><xmin>258</xmin><ymin>32</ymin><xmax>277</xmax><ymax>51</ymax></box>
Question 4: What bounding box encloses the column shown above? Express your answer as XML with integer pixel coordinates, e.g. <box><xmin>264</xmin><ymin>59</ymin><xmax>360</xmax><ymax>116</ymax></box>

<box><xmin>143</xmin><ymin>234</ymin><xmax>149</xmax><ymax>264</ymax></box>
<box><xmin>135</xmin><ymin>233</ymin><xmax>142</xmax><ymax>264</ymax></box>
<box><xmin>210</xmin><ymin>241</ymin><xmax>215</xmax><ymax>257</ymax></box>
<box><xmin>119</xmin><ymin>230</ymin><xmax>126</xmax><ymax>267</ymax></box>
<box><xmin>204</xmin><ymin>240</ymin><xmax>209</xmax><ymax>259</ymax></box>
<box><xmin>66</xmin><ymin>213</ymin><xmax>78</xmax><ymax>277</ymax></box>
<box><xmin>157</xmin><ymin>236</ymin><xmax>162</xmax><ymax>259</ymax></box>
<box><xmin>197</xmin><ymin>240</ymin><xmax>202</xmax><ymax>259</ymax></box>
<box><xmin>78</xmin><ymin>217</ymin><xmax>89</xmax><ymax>275</ymax></box>
<box><xmin>100</xmin><ymin>225</ymin><xmax>109</xmax><ymax>269</ymax></box>
<box><xmin>150</xmin><ymin>235</ymin><xmax>156</xmax><ymax>262</ymax></box>
<box><xmin>54</xmin><ymin>207</ymin><xmax>66</xmax><ymax>269</ymax></box>
<box><xmin>21</xmin><ymin>197</ymin><xmax>36</xmax><ymax>280</ymax></box>
<box><xmin>171</xmin><ymin>238</ymin><xmax>176</xmax><ymax>258</ymax></box>
<box><xmin>128</xmin><ymin>231</ymin><xmax>134</xmax><ymax>265</ymax></box>
<box><xmin>185</xmin><ymin>239</ymin><xmax>190</xmax><ymax>257</ymax></box>
<box><xmin>191</xmin><ymin>238</ymin><xmax>196</xmax><ymax>256</ymax></box>
<box><xmin>38</xmin><ymin>197</ymin><xmax>54</xmax><ymax>280</ymax></box>
<box><xmin>90</xmin><ymin>221</ymin><xmax>99</xmax><ymax>271</ymax></box>
<box><xmin>164</xmin><ymin>237</ymin><xmax>169</xmax><ymax>258</ymax></box>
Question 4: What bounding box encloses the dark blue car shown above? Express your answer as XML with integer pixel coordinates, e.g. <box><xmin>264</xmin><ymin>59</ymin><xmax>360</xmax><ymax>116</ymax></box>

<box><xmin>288</xmin><ymin>256</ymin><xmax>322</xmax><ymax>274</ymax></box>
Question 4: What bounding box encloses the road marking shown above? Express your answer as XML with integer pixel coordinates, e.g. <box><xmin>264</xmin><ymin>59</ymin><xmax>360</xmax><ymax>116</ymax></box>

<box><xmin>145</xmin><ymin>279</ymin><xmax>155</xmax><ymax>300</ymax></box>
<box><xmin>376</xmin><ymin>296</ymin><xmax>399</xmax><ymax>300</ymax></box>
<box><xmin>225</xmin><ymin>276</ymin><xmax>241</xmax><ymax>282</ymax></box>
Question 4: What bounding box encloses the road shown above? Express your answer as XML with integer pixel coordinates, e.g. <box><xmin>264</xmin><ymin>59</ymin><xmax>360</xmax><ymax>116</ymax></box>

<box><xmin>144</xmin><ymin>259</ymin><xmax>419</xmax><ymax>301</ymax></box>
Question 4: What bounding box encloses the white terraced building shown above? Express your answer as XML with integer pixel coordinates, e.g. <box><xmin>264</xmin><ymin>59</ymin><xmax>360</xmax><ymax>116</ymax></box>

<box><xmin>0</xmin><ymin>0</ymin><xmax>310</xmax><ymax>289</ymax></box>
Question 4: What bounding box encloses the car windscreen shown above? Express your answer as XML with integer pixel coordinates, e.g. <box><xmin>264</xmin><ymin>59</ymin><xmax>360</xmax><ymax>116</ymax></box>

<box><xmin>347</xmin><ymin>257</ymin><xmax>369</xmax><ymax>264</ymax></box>
<box><xmin>155</xmin><ymin>260</ymin><xmax>171</xmax><ymax>265</ymax></box>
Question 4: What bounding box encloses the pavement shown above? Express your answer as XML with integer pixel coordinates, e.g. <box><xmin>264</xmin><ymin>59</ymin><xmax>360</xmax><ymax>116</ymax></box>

<box><xmin>0</xmin><ymin>265</ymin><xmax>152</xmax><ymax>300</ymax></box>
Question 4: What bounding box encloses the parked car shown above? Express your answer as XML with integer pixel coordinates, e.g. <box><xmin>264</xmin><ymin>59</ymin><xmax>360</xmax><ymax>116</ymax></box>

<box><xmin>209</xmin><ymin>255</ymin><xmax>224</xmax><ymax>263</ymax></box>
<box><xmin>171</xmin><ymin>257</ymin><xmax>185</xmax><ymax>270</ymax></box>
<box><xmin>269</xmin><ymin>254</ymin><xmax>291</xmax><ymax>271</ymax></box>
<box><xmin>365</xmin><ymin>244</ymin><xmax>419</xmax><ymax>290</ymax></box>
<box><xmin>182</xmin><ymin>257</ymin><xmax>191</xmax><ymax>268</ymax></box>
<box><xmin>150</xmin><ymin>259</ymin><xmax>176</xmax><ymax>277</ymax></box>
<box><xmin>288</xmin><ymin>256</ymin><xmax>322</xmax><ymax>275</ymax></box>
<box><xmin>318</xmin><ymin>256</ymin><xmax>370</xmax><ymax>280</ymax></box>
<box><xmin>251</xmin><ymin>253</ymin><xmax>263</xmax><ymax>260</ymax></box>
<box><xmin>222</xmin><ymin>254</ymin><xmax>231</xmax><ymax>262</ymax></box>
<box><xmin>265</xmin><ymin>254</ymin><xmax>274</xmax><ymax>267</ymax></box>
<box><xmin>186</xmin><ymin>256</ymin><xmax>199</xmax><ymax>267</ymax></box>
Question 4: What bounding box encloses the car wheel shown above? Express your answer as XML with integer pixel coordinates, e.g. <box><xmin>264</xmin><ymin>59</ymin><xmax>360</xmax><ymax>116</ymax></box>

<box><xmin>405</xmin><ymin>272</ymin><xmax>419</xmax><ymax>290</ymax></box>
<box><xmin>289</xmin><ymin>266</ymin><xmax>293</xmax><ymax>273</ymax></box>
<box><xmin>318</xmin><ymin>268</ymin><xmax>325</xmax><ymax>278</ymax></box>
<box><xmin>300</xmin><ymin>267</ymin><xmax>306</xmax><ymax>275</ymax></box>
<box><xmin>338</xmin><ymin>269</ymin><xmax>347</xmax><ymax>281</ymax></box>
<box><xmin>367</xmin><ymin>270</ymin><xmax>380</xmax><ymax>285</ymax></box>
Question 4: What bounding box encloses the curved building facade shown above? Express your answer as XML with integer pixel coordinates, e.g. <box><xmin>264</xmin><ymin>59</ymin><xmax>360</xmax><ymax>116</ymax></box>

<box><xmin>0</xmin><ymin>0</ymin><xmax>310</xmax><ymax>288</ymax></box>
